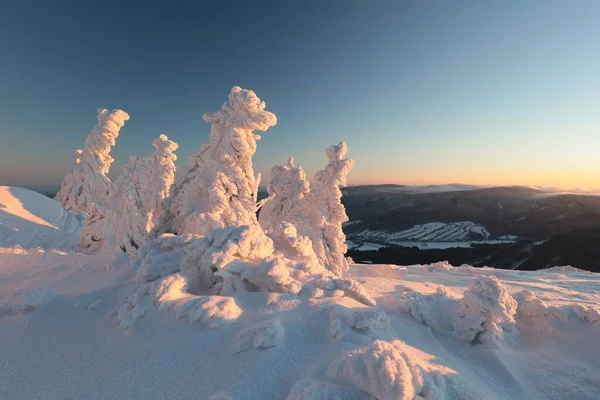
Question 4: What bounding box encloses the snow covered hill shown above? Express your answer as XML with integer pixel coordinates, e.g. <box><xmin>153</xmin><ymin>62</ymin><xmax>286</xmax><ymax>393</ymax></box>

<box><xmin>0</xmin><ymin>186</ymin><xmax>82</xmax><ymax>250</ymax></box>
<box><xmin>0</xmin><ymin>245</ymin><xmax>598</xmax><ymax>399</ymax></box>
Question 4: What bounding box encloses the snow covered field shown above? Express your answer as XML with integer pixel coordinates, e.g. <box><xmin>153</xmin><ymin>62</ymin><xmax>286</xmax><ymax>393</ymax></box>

<box><xmin>349</xmin><ymin>222</ymin><xmax>521</xmax><ymax>250</ymax></box>
<box><xmin>1</xmin><ymin>244</ymin><xmax>599</xmax><ymax>399</ymax></box>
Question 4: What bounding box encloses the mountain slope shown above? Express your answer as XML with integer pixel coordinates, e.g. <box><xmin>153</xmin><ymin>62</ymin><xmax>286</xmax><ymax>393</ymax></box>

<box><xmin>0</xmin><ymin>186</ymin><xmax>82</xmax><ymax>250</ymax></box>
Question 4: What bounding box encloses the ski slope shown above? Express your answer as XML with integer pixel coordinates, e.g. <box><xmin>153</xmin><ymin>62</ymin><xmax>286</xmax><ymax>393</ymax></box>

<box><xmin>0</xmin><ymin>187</ymin><xmax>599</xmax><ymax>399</ymax></box>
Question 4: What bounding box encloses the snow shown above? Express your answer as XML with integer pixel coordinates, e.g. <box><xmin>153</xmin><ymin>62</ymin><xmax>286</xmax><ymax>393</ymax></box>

<box><xmin>1</xmin><ymin>233</ymin><xmax>599</xmax><ymax>399</ymax></box>
<box><xmin>0</xmin><ymin>186</ymin><xmax>82</xmax><ymax>250</ymax></box>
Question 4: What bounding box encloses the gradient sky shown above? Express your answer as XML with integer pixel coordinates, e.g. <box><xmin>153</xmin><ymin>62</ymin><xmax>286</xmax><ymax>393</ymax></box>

<box><xmin>1</xmin><ymin>1</ymin><xmax>600</xmax><ymax>192</ymax></box>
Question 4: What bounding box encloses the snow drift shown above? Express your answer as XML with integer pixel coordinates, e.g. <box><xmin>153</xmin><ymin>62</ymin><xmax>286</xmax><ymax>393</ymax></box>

<box><xmin>0</xmin><ymin>186</ymin><xmax>82</xmax><ymax>250</ymax></box>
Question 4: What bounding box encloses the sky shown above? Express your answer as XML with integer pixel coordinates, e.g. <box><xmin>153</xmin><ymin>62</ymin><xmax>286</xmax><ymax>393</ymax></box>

<box><xmin>1</xmin><ymin>0</ymin><xmax>599</xmax><ymax>192</ymax></box>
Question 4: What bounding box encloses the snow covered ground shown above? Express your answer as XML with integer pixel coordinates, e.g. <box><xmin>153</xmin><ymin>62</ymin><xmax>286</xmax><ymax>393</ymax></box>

<box><xmin>0</xmin><ymin>186</ymin><xmax>82</xmax><ymax>250</ymax></box>
<box><xmin>0</xmin><ymin>188</ymin><xmax>598</xmax><ymax>400</ymax></box>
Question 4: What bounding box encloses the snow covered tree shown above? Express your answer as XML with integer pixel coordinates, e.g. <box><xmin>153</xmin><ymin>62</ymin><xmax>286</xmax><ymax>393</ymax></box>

<box><xmin>157</xmin><ymin>86</ymin><xmax>277</xmax><ymax>236</ymax></box>
<box><xmin>56</xmin><ymin>109</ymin><xmax>130</xmax><ymax>214</ymax></box>
<box><xmin>80</xmin><ymin>134</ymin><xmax>178</xmax><ymax>254</ymax></box>
<box><xmin>142</xmin><ymin>134</ymin><xmax>178</xmax><ymax>230</ymax></box>
<box><xmin>260</xmin><ymin>142</ymin><xmax>354</xmax><ymax>276</ymax></box>
<box><xmin>258</xmin><ymin>157</ymin><xmax>310</xmax><ymax>233</ymax></box>
<box><xmin>80</xmin><ymin>156</ymin><xmax>148</xmax><ymax>253</ymax></box>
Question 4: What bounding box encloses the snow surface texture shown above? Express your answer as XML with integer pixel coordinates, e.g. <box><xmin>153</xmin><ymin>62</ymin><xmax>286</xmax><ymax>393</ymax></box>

<box><xmin>0</xmin><ymin>235</ymin><xmax>599</xmax><ymax>398</ymax></box>
<box><xmin>260</xmin><ymin>142</ymin><xmax>355</xmax><ymax>275</ymax></box>
<box><xmin>158</xmin><ymin>86</ymin><xmax>277</xmax><ymax>237</ymax></box>
<box><xmin>55</xmin><ymin>108</ymin><xmax>130</xmax><ymax>214</ymax></box>
<box><xmin>0</xmin><ymin>186</ymin><xmax>82</xmax><ymax>250</ymax></box>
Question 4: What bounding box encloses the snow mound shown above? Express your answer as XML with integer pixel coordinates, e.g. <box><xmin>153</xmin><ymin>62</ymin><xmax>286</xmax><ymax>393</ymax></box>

<box><xmin>118</xmin><ymin>273</ymin><xmax>243</xmax><ymax>329</ymax></box>
<box><xmin>326</xmin><ymin>339</ymin><xmax>445</xmax><ymax>400</ymax></box>
<box><xmin>452</xmin><ymin>275</ymin><xmax>517</xmax><ymax>344</ymax></box>
<box><xmin>19</xmin><ymin>287</ymin><xmax>57</xmax><ymax>311</ymax></box>
<box><xmin>235</xmin><ymin>318</ymin><xmax>284</xmax><ymax>352</ymax></box>
<box><xmin>541</xmin><ymin>265</ymin><xmax>588</xmax><ymax>273</ymax></box>
<box><xmin>514</xmin><ymin>289</ymin><xmax>600</xmax><ymax>332</ymax></box>
<box><xmin>0</xmin><ymin>186</ymin><xmax>82</xmax><ymax>250</ymax></box>
<box><xmin>328</xmin><ymin>305</ymin><xmax>389</xmax><ymax>342</ymax></box>
<box><xmin>420</xmin><ymin>261</ymin><xmax>454</xmax><ymax>272</ymax></box>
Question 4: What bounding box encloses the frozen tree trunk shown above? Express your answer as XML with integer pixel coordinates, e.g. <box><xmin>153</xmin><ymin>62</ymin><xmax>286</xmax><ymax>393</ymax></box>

<box><xmin>55</xmin><ymin>109</ymin><xmax>130</xmax><ymax>214</ymax></box>
<box><xmin>157</xmin><ymin>87</ymin><xmax>277</xmax><ymax>236</ymax></box>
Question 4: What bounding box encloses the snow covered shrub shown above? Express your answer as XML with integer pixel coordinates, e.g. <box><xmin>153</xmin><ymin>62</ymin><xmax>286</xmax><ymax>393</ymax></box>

<box><xmin>56</xmin><ymin>109</ymin><xmax>130</xmax><ymax>213</ymax></box>
<box><xmin>452</xmin><ymin>275</ymin><xmax>518</xmax><ymax>344</ymax></box>
<box><xmin>158</xmin><ymin>86</ymin><xmax>277</xmax><ymax>236</ymax></box>
<box><xmin>326</xmin><ymin>340</ymin><xmax>432</xmax><ymax>400</ymax></box>
<box><xmin>260</xmin><ymin>142</ymin><xmax>355</xmax><ymax>276</ymax></box>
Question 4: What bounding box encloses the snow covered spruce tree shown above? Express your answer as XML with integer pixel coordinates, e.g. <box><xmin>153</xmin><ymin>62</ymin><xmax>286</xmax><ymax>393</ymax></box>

<box><xmin>142</xmin><ymin>134</ymin><xmax>178</xmax><ymax>230</ymax></box>
<box><xmin>80</xmin><ymin>134</ymin><xmax>179</xmax><ymax>254</ymax></box>
<box><xmin>81</xmin><ymin>156</ymin><xmax>148</xmax><ymax>253</ymax></box>
<box><xmin>258</xmin><ymin>157</ymin><xmax>310</xmax><ymax>234</ymax></box>
<box><xmin>55</xmin><ymin>109</ymin><xmax>130</xmax><ymax>214</ymax></box>
<box><xmin>157</xmin><ymin>86</ymin><xmax>277</xmax><ymax>236</ymax></box>
<box><xmin>260</xmin><ymin>142</ymin><xmax>355</xmax><ymax>276</ymax></box>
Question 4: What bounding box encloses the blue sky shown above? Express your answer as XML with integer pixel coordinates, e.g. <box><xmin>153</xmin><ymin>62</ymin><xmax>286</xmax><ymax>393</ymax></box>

<box><xmin>1</xmin><ymin>1</ymin><xmax>599</xmax><ymax>191</ymax></box>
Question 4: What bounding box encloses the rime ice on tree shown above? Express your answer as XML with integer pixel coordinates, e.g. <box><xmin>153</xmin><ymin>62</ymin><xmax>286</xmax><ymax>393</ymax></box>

<box><xmin>258</xmin><ymin>158</ymin><xmax>310</xmax><ymax>234</ymax></box>
<box><xmin>143</xmin><ymin>134</ymin><xmax>178</xmax><ymax>230</ymax></box>
<box><xmin>261</xmin><ymin>142</ymin><xmax>355</xmax><ymax>276</ymax></box>
<box><xmin>56</xmin><ymin>109</ymin><xmax>130</xmax><ymax>214</ymax></box>
<box><xmin>158</xmin><ymin>86</ymin><xmax>277</xmax><ymax>236</ymax></box>
<box><xmin>80</xmin><ymin>134</ymin><xmax>179</xmax><ymax>254</ymax></box>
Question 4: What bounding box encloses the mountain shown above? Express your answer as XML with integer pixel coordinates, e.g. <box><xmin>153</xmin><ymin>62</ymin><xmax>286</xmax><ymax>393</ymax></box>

<box><xmin>342</xmin><ymin>185</ymin><xmax>600</xmax><ymax>241</ymax></box>
<box><xmin>343</xmin><ymin>184</ymin><xmax>600</xmax><ymax>272</ymax></box>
